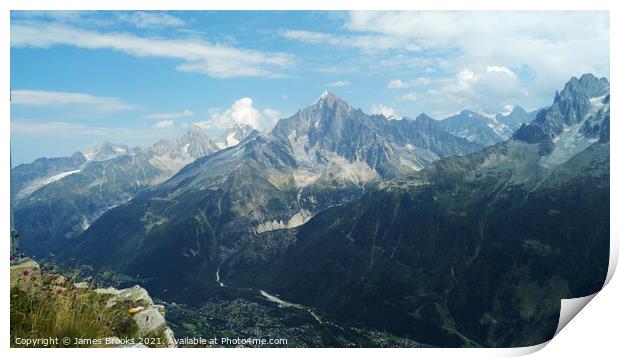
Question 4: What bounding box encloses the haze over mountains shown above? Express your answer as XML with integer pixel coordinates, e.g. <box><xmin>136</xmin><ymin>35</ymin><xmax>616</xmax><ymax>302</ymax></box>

<box><xmin>12</xmin><ymin>124</ymin><xmax>250</xmax><ymax>256</ymax></box>
<box><xmin>437</xmin><ymin>106</ymin><xmax>539</xmax><ymax>147</ymax></box>
<box><xmin>11</xmin><ymin>74</ymin><xmax>610</xmax><ymax>347</ymax></box>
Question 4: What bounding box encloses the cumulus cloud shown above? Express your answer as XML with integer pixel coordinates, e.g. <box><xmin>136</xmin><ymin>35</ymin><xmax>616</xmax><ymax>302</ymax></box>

<box><xmin>195</xmin><ymin>98</ymin><xmax>280</xmax><ymax>130</ymax></box>
<box><xmin>345</xmin><ymin>11</ymin><xmax>609</xmax><ymax>97</ymax></box>
<box><xmin>11</xmin><ymin>90</ymin><xmax>138</xmax><ymax>111</ymax></box>
<box><xmin>328</xmin><ymin>80</ymin><xmax>351</xmax><ymax>87</ymax></box>
<box><xmin>414</xmin><ymin>66</ymin><xmax>527</xmax><ymax>115</ymax></box>
<box><xmin>263</xmin><ymin>108</ymin><xmax>282</xmax><ymax>127</ymax></box>
<box><xmin>11</xmin><ymin>22</ymin><xmax>294</xmax><ymax>78</ymax></box>
<box><xmin>387</xmin><ymin>79</ymin><xmax>407</xmax><ymax>89</ymax></box>
<box><xmin>370</xmin><ymin>105</ymin><xmax>397</xmax><ymax>119</ymax></box>
<box><xmin>211</xmin><ymin>98</ymin><xmax>261</xmax><ymax>128</ymax></box>
<box><xmin>441</xmin><ymin>66</ymin><xmax>524</xmax><ymax>112</ymax></box>
<box><xmin>145</xmin><ymin>109</ymin><xmax>195</xmax><ymax>120</ymax></box>
<box><xmin>284</xmin><ymin>12</ymin><xmax>608</xmax><ymax>110</ymax></box>
<box><xmin>153</xmin><ymin>120</ymin><xmax>175</xmax><ymax>128</ymax></box>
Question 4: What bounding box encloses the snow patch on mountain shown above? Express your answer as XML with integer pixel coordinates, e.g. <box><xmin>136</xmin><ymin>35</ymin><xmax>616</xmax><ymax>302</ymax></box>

<box><xmin>215</xmin><ymin>124</ymin><xmax>254</xmax><ymax>149</ymax></box>
<box><xmin>17</xmin><ymin>169</ymin><xmax>82</xmax><ymax>199</ymax></box>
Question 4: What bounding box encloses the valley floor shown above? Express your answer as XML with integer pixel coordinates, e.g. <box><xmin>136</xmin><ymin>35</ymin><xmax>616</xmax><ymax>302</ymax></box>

<box><xmin>162</xmin><ymin>292</ymin><xmax>429</xmax><ymax>348</ymax></box>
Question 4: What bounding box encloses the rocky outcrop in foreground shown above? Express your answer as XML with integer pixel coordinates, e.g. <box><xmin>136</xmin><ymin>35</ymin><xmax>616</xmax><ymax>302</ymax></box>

<box><xmin>10</xmin><ymin>259</ymin><xmax>176</xmax><ymax>348</ymax></box>
<box><xmin>95</xmin><ymin>285</ymin><xmax>176</xmax><ymax>347</ymax></box>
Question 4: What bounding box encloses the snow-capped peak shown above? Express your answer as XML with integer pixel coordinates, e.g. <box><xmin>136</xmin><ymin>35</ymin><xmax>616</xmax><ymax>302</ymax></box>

<box><xmin>82</xmin><ymin>142</ymin><xmax>134</xmax><ymax>162</ymax></box>
<box><xmin>215</xmin><ymin>124</ymin><xmax>255</xmax><ymax>150</ymax></box>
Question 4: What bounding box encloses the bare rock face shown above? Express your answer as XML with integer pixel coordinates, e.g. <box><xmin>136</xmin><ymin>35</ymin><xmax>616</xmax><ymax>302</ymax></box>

<box><xmin>133</xmin><ymin>307</ymin><xmax>167</xmax><ymax>338</ymax></box>
<box><xmin>105</xmin><ymin>285</ymin><xmax>154</xmax><ymax>308</ymax></box>
<box><xmin>11</xmin><ymin>258</ymin><xmax>176</xmax><ymax>348</ymax></box>
<box><xmin>94</xmin><ymin>287</ymin><xmax>121</xmax><ymax>295</ymax></box>
<box><xmin>96</xmin><ymin>284</ymin><xmax>177</xmax><ymax>347</ymax></box>
<box><xmin>162</xmin><ymin>328</ymin><xmax>176</xmax><ymax>348</ymax></box>
<box><xmin>153</xmin><ymin>304</ymin><xmax>166</xmax><ymax>317</ymax></box>
<box><xmin>73</xmin><ymin>282</ymin><xmax>89</xmax><ymax>289</ymax></box>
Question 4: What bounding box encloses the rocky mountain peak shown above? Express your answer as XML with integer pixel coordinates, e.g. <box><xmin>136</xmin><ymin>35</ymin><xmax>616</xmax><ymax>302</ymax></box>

<box><xmin>181</xmin><ymin>126</ymin><xmax>216</xmax><ymax>156</ymax></box>
<box><xmin>313</xmin><ymin>91</ymin><xmax>352</xmax><ymax>112</ymax></box>
<box><xmin>187</xmin><ymin>124</ymin><xmax>205</xmax><ymax>134</ymax></box>
<box><xmin>271</xmin><ymin>92</ymin><xmax>359</xmax><ymax>148</ymax></box>
<box><xmin>82</xmin><ymin>142</ymin><xmax>134</xmax><ymax>161</ymax></box>
<box><xmin>147</xmin><ymin>125</ymin><xmax>216</xmax><ymax>161</ymax></box>
<box><xmin>512</xmin><ymin>73</ymin><xmax>610</xmax><ymax>154</ymax></box>
<box><xmin>415</xmin><ymin>113</ymin><xmax>435</xmax><ymax>123</ymax></box>
<box><xmin>551</xmin><ymin>73</ymin><xmax>609</xmax><ymax>126</ymax></box>
<box><xmin>576</xmin><ymin>73</ymin><xmax>609</xmax><ymax>98</ymax></box>
<box><xmin>184</xmin><ymin>124</ymin><xmax>209</xmax><ymax>141</ymax></box>
<box><xmin>509</xmin><ymin>105</ymin><xmax>527</xmax><ymax>116</ymax></box>
<box><xmin>71</xmin><ymin>151</ymin><xmax>87</xmax><ymax>162</ymax></box>
<box><xmin>557</xmin><ymin>73</ymin><xmax>609</xmax><ymax>103</ymax></box>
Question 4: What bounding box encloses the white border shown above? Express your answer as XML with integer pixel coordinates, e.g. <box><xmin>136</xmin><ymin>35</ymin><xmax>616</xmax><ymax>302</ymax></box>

<box><xmin>2</xmin><ymin>1</ymin><xmax>617</xmax><ymax>357</ymax></box>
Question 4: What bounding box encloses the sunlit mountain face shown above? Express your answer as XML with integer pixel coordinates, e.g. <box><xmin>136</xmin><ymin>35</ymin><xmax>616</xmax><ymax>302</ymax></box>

<box><xmin>10</xmin><ymin>10</ymin><xmax>610</xmax><ymax>348</ymax></box>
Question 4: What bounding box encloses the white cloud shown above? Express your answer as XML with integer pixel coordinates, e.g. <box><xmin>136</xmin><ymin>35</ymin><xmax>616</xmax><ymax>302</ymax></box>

<box><xmin>281</xmin><ymin>29</ymin><xmax>417</xmax><ymax>53</ymax></box>
<box><xmin>370</xmin><ymin>105</ymin><xmax>397</xmax><ymax>119</ymax></box>
<box><xmin>328</xmin><ymin>80</ymin><xmax>351</xmax><ymax>87</ymax></box>
<box><xmin>11</xmin><ymin>22</ymin><xmax>293</xmax><ymax>78</ymax></box>
<box><xmin>387</xmin><ymin>77</ymin><xmax>432</xmax><ymax>89</ymax></box>
<box><xmin>145</xmin><ymin>109</ymin><xmax>195</xmax><ymax>120</ymax></box>
<box><xmin>442</xmin><ymin>66</ymin><xmax>524</xmax><ymax>111</ymax></box>
<box><xmin>284</xmin><ymin>12</ymin><xmax>608</xmax><ymax>109</ymax></box>
<box><xmin>500</xmin><ymin>104</ymin><xmax>514</xmax><ymax>116</ymax></box>
<box><xmin>195</xmin><ymin>97</ymin><xmax>278</xmax><ymax>130</ymax></box>
<box><xmin>153</xmin><ymin>120</ymin><xmax>175</xmax><ymax>128</ymax></box>
<box><xmin>11</xmin><ymin>120</ymin><xmax>183</xmax><ymax>143</ymax></box>
<box><xmin>213</xmin><ymin>98</ymin><xmax>261</xmax><ymax>128</ymax></box>
<box><xmin>11</xmin><ymin>90</ymin><xmax>138</xmax><ymax>111</ymax></box>
<box><xmin>387</xmin><ymin>79</ymin><xmax>407</xmax><ymax>89</ymax></box>
<box><xmin>414</xmin><ymin>66</ymin><xmax>526</xmax><ymax>114</ymax></box>
<box><xmin>120</xmin><ymin>11</ymin><xmax>185</xmax><ymax>29</ymax></box>
<box><xmin>263</xmin><ymin>108</ymin><xmax>282</xmax><ymax>126</ymax></box>
<box><xmin>345</xmin><ymin>11</ymin><xmax>609</xmax><ymax>98</ymax></box>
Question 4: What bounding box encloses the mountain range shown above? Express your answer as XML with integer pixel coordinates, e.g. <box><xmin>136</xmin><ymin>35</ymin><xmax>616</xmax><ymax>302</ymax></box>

<box><xmin>52</xmin><ymin>91</ymin><xmax>483</xmax><ymax>297</ymax></box>
<box><xmin>11</xmin><ymin>74</ymin><xmax>610</xmax><ymax>347</ymax></box>
<box><xmin>247</xmin><ymin>74</ymin><xmax>609</xmax><ymax>347</ymax></box>
<box><xmin>12</xmin><ymin>125</ymin><xmax>242</xmax><ymax>256</ymax></box>
<box><xmin>437</xmin><ymin>106</ymin><xmax>539</xmax><ymax>147</ymax></box>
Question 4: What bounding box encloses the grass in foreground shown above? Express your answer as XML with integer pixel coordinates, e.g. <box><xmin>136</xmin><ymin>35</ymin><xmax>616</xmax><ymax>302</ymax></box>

<box><xmin>10</xmin><ymin>270</ymin><xmax>138</xmax><ymax>347</ymax></box>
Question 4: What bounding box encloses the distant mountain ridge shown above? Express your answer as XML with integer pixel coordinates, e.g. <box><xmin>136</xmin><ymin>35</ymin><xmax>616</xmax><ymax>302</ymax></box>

<box><xmin>437</xmin><ymin>106</ymin><xmax>539</xmax><ymax>147</ymax></box>
<box><xmin>271</xmin><ymin>91</ymin><xmax>481</xmax><ymax>178</ymax></box>
<box><xmin>53</xmin><ymin>91</ymin><xmax>486</xmax><ymax>305</ymax></box>
<box><xmin>513</xmin><ymin>74</ymin><xmax>610</xmax><ymax>152</ymax></box>
<box><xmin>237</xmin><ymin>74</ymin><xmax>609</xmax><ymax>347</ymax></box>
<box><xmin>215</xmin><ymin>124</ymin><xmax>256</xmax><ymax>150</ymax></box>
<box><xmin>12</xmin><ymin>74</ymin><xmax>609</xmax><ymax>348</ymax></box>
<box><xmin>13</xmin><ymin>125</ymin><xmax>249</xmax><ymax>258</ymax></box>
<box><xmin>11</xmin><ymin>143</ymin><xmax>140</xmax><ymax>200</ymax></box>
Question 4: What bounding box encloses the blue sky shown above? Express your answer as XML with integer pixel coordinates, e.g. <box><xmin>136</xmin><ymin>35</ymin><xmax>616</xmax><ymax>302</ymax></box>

<box><xmin>10</xmin><ymin>10</ymin><xmax>609</xmax><ymax>165</ymax></box>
